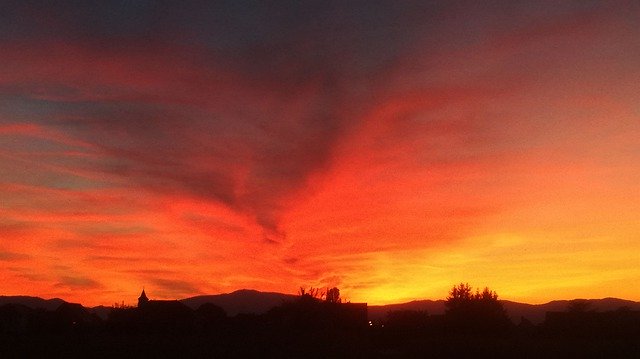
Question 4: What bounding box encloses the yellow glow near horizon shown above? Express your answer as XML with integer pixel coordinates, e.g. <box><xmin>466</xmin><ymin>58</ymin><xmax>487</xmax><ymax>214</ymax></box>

<box><xmin>1</xmin><ymin>2</ymin><xmax>639</xmax><ymax>307</ymax></box>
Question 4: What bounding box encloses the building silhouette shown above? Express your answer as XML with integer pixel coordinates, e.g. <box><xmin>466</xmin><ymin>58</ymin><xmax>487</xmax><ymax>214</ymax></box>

<box><xmin>138</xmin><ymin>289</ymin><xmax>149</xmax><ymax>308</ymax></box>
<box><xmin>135</xmin><ymin>289</ymin><xmax>194</xmax><ymax>330</ymax></box>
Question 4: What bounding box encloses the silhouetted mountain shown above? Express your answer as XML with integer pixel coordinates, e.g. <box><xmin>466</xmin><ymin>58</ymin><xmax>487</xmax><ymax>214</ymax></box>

<box><xmin>369</xmin><ymin>298</ymin><xmax>640</xmax><ymax>324</ymax></box>
<box><xmin>2</xmin><ymin>291</ymin><xmax>640</xmax><ymax>358</ymax></box>
<box><xmin>502</xmin><ymin>298</ymin><xmax>640</xmax><ymax>324</ymax></box>
<box><xmin>368</xmin><ymin>300</ymin><xmax>445</xmax><ymax>321</ymax></box>
<box><xmin>180</xmin><ymin>289</ymin><xmax>297</xmax><ymax>316</ymax></box>
<box><xmin>3</xmin><ymin>293</ymin><xmax>639</xmax><ymax>326</ymax></box>
<box><xmin>0</xmin><ymin>296</ymin><xmax>66</xmax><ymax>311</ymax></box>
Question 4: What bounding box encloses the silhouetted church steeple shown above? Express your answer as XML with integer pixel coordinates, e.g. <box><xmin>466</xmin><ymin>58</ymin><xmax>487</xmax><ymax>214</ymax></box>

<box><xmin>138</xmin><ymin>288</ymin><xmax>149</xmax><ymax>308</ymax></box>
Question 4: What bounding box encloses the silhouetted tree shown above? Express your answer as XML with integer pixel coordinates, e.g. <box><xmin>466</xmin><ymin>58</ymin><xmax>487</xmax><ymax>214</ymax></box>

<box><xmin>326</xmin><ymin>287</ymin><xmax>341</xmax><ymax>303</ymax></box>
<box><xmin>445</xmin><ymin>283</ymin><xmax>474</xmax><ymax>313</ymax></box>
<box><xmin>444</xmin><ymin>283</ymin><xmax>511</xmax><ymax>334</ymax></box>
<box><xmin>298</xmin><ymin>287</ymin><xmax>324</xmax><ymax>300</ymax></box>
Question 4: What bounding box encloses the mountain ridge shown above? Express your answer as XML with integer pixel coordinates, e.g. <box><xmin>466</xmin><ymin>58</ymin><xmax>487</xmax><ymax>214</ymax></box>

<box><xmin>3</xmin><ymin>291</ymin><xmax>640</xmax><ymax>324</ymax></box>
<box><xmin>0</xmin><ymin>295</ymin><xmax>66</xmax><ymax>311</ymax></box>
<box><xmin>368</xmin><ymin>297</ymin><xmax>640</xmax><ymax>324</ymax></box>
<box><xmin>179</xmin><ymin>289</ymin><xmax>298</xmax><ymax>316</ymax></box>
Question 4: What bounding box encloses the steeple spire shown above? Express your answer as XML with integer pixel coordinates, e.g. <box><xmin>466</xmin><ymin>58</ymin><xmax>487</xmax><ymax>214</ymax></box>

<box><xmin>138</xmin><ymin>287</ymin><xmax>149</xmax><ymax>307</ymax></box>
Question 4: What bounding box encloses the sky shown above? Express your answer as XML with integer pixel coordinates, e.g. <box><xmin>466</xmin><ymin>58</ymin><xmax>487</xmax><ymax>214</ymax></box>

<box><xmin>1</xmin><ymin>1</ymin><xmax>639</xmax><ymax>307</ymax></box>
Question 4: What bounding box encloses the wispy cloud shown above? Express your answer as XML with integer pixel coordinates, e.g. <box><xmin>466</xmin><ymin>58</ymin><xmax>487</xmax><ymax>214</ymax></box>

<box><xmin>56</xmin><ymin>275</ymin><xmax>102</xmax><ymax>290</ymax></box>
<box><xmin>150</xmin><ymin>278</ymin><xmax>202</xmax><ymax>299</ymax></box>
<box><xmin>0</xmin><ymin>1</ymin><xmax>638</xmax><ymax>305</ymax></box>
<box><xmin>0</xmin><ymin>251</ymin><xmax>30</xmax><ymax>261</ymax></box>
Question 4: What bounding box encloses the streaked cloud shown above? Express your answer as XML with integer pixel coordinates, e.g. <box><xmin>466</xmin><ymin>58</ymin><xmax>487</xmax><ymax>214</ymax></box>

<box><xmin>0</xmin><ymin>1</ymin><xmax>638</xmax><ymax>305</ymax></box>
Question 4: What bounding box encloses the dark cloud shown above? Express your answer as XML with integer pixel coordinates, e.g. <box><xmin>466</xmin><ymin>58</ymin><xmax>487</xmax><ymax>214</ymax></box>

<box><xmin>183</xmin><ymin>213</ymin><xmax>245</xmax><ymax>234</ymax></box>
<box><xmin>72</xmin><ymin>223</ymin><xmax>153</xmax><ymax>237</ymax></box>
<box><xmin>124</xmin><ymin>269</ymin><xmax>176</xmax><ymax>276</ymax></box>
<box><xmin>1</xmin><ymin>0</ymin><xmax>638</xmax><ymax>305</ymax></box>
<box><xmin>8</xmin><ymin>267</ymin><xmax>49</xmax><ymax>282</ymax></box>
<box><xmin>52</xmin><ymin>239</ymin><xmax>100</xmax><ymax>250</ymax></box>
<box><xmin>0</xmin><ymin>0</ymin><xmax>622</xmax><ymax>239</ymax></box>
<box><xmin>151</xmin><ymin>278</ymin><xmax>201</xmax><ymax>297</ymax></box>
<box><xmin>0</xmin><ymin>219</ymin><xmax>31</xmax><ymax>236</ymax></box>
<box><xmin>0</xmin><ymin>251</ymin><xmax>30</xmax><ymax>261</ymax></box>
<box><xmin>16</xmin><ymin>272</ymin><xmax>48</xmax><ymax>282</ymax></box>
<box><xmin>56</xmin><ymin>275</ymin><xmax>102</xmax><ymax>289</ymax></box>
<box><xmin>283</xmin><ymin>257</ymin><xmax>299</xmax><ymax>265</ymax></box>
<box><xmin>85</xmin><ymin>255</ymin><xmax>140</xmax><ymax>263</ymax></box>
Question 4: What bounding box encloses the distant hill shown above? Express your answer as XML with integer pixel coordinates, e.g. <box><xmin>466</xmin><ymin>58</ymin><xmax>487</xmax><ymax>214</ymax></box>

<box><xmin>0</xmin><ymin>291</ymin><xmax>299</xmax><ymax>319</ymax></box>
<box><xmin>3</xmin><ymin>292</ymin><xmax>639</xmax><ymax>325</ymax></box>
<box><xmin>502</xmin><ymin>298</ymin><xmax>640</xmax><ymax>324</ymax></box>
<box><xmin>180</xmin><ymin>289</ymin><xmax>298</xmax><ymax>316</ymax></box>
<box><xmin>369</xmin><ymin>298</ymin><xmax>640</xmax><ymax>324</ymax></box>
<box><xmin>0</xmin><ymin>296</ymin><xmax>66</xmax><ymax>311</ymax></box>
<box><xmin>368</xmin><ymin>300</ymin><xmax>445</xmax><ymax>322</ymax></box>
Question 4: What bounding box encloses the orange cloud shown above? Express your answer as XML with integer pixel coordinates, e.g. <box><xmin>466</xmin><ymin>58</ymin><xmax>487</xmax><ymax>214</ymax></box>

<box><xmin>1</xmin><ymin>1</ymin><xmax>639</xmax><ymax>306</ymax></box>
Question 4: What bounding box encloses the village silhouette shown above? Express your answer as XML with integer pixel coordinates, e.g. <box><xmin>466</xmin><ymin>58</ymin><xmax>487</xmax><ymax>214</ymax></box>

<box><xmin>1</xmin><ymin>284</ymin><xmax>639</xmax><ymax>357</ymax></box>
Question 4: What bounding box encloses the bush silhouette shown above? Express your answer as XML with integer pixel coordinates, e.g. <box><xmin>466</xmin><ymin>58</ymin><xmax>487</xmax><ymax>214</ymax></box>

<box><xmin>444</xmin><ymin>283</ymin><xmax>511</xmax><ymax>334</ymax></box>
<box><xmin>326</xmin><ymin>287</ymin><xmax>341</xmax><ymax>303</ymax></box>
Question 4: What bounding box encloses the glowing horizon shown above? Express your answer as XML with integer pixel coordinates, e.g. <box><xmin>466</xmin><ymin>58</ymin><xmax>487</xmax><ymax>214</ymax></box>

<box><xmin>1</xmin><ymin>1</ymin><xmax>639</xmax><ymax>307</ymax></box>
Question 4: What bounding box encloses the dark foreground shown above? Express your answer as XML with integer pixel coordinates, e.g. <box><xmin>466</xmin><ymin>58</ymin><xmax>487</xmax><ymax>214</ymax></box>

<box><xmin>2</xmin><ymin>327</ymin><xmax>640</xmax><ymax>358</ymax></box>
<box><xmin>1</xmin><ymin>299</ymin><xmax>640</xmax><ymax>358</ymax></box>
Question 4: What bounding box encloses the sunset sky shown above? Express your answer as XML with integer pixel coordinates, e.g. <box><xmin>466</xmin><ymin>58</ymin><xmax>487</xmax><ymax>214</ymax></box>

<box><xmin>1</xmin><ymin>1</ymin><xmax>639</xmax><ymax>307</ymax></box>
